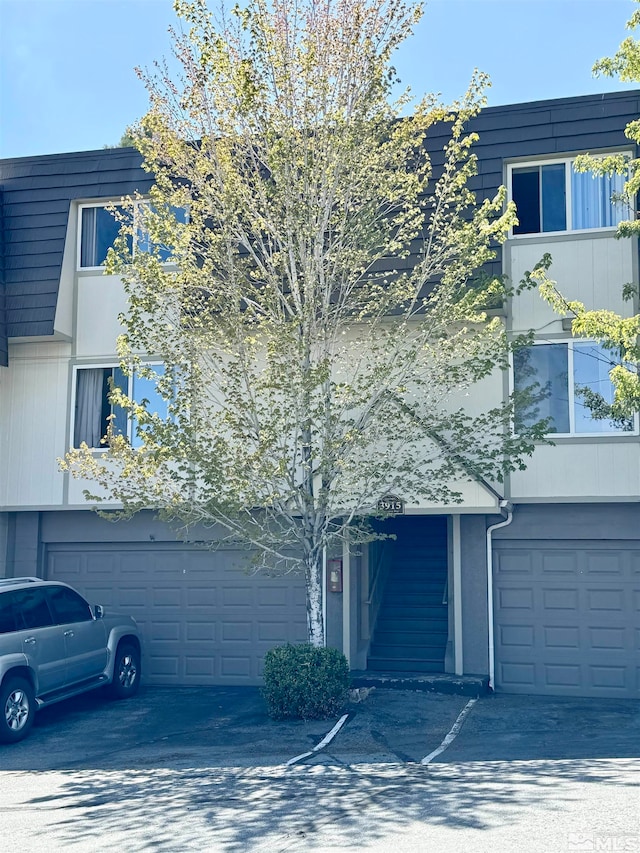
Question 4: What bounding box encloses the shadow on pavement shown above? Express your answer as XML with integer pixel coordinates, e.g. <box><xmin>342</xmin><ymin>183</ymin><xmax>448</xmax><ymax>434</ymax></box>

<box><xmin>21</xmin><ymin>756</ymin><xmax>639</xmax><ymax>852</ymax></box>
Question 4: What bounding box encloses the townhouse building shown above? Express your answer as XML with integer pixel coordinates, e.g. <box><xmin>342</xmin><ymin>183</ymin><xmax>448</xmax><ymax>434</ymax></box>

<box><xmin>1</xmin><ymin>90</ymin><xmax>638</xmax><ymax>697</ymax></box>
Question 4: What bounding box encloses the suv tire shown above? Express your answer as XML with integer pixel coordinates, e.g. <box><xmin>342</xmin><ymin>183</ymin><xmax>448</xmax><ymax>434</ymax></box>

<box><xmin>109</xmin><ymin>643</ymin><xmax>141</xmax><ymax>699</ymax></box>
<box><xmin>0</xmin><ymin>677</ymin><xmax>36</xmax><ymax>744</ymax></box>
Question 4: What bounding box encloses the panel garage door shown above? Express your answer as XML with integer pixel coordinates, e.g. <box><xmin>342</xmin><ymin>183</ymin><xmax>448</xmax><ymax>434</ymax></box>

<box><xmin>493</xmin><ymin>541</ymin><xmax>640</xmax><ymax>698</ymax></box>
<box><xmin>47</xmin><ymin>543</ymin><xmax>307</xmax><ymax>685</ymax></box>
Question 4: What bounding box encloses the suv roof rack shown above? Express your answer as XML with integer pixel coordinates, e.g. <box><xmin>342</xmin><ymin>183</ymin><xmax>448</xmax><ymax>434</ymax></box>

<box><xmin>0</xmin><ymin>577</ymin><xmax>40</xmax><ymax>586</ymax></box>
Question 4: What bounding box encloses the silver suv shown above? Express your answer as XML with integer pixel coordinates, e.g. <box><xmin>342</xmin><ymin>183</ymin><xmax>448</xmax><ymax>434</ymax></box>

<box><xmin>0</xmin><ymin>577</ymin><xmax>142</xmax><ymax>743</ymax></box>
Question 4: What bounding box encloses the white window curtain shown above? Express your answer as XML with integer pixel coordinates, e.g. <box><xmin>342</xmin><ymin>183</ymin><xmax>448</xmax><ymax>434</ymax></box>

<box><xmin>571</xmin><ymin>169</ymin><xmax>626</xmax><ymax>229</ymax></box>
<box><xmin>74</xmin><ymin>369</ymin><xmax>104</xmax><ymax>447</ymax></box>
<box><xmin>80</xmin><ymin>208</ymin><xmax>96</xmax><ymax>268</ymax></box>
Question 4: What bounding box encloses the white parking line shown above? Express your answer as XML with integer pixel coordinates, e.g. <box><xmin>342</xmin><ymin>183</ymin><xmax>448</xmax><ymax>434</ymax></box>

<box><xmin>420</xmin><ymin>697</ymin><xmax>477</xmax><ymax>765</ymax></box>
<box><xmin>285</xmin><ymin>713</ymin><xmax>350</xmax><ymax>766</ymax></box>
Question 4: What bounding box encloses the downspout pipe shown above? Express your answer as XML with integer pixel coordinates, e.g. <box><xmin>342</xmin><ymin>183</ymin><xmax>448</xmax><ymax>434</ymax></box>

<box><xmin>322</xmin><ymin>546</ymin><xmax>327</xmax><ymax>647</ymax></box>
<box><xmin>486</xmin><ymin>501</ymin><xmax>514</xmax><ymax>692</ymax></box>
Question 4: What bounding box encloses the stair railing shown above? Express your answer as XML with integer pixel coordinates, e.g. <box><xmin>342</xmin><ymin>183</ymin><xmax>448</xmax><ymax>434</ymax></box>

<box><xmin>362</xmin><ymin>538</ymin><xmax>391</xmax><ymax>641</ymax></box>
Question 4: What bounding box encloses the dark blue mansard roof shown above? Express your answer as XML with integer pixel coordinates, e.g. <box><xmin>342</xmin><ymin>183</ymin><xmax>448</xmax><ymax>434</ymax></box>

<box><xmin>0</xmin><ymin>146</ymin><xmax>152</xmax><ymax>366</ymax></box>
<box><xmin>0</xmin><ymin>90</ymin><xmax>638</xmax><ymax>367</ymax></box>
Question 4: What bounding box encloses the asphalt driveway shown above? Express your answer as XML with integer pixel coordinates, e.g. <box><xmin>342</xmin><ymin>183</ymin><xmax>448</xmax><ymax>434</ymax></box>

<box><xmin>0</xmin><ymin>685</ymin><xmax>471</xmax><ymax>770</ymax></box>
<box><xmin>0</xmin><ymin>685</ymin><xmax>639</xmax><ymax>770</ymax></box>
<box><xmin>1</xmin><ymin>687</ymin><xmax>638</xmax><ymax>853</ymax></box>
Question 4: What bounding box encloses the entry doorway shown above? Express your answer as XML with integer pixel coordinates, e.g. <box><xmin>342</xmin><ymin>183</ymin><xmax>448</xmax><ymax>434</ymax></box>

<box><xmin>367</xmin><ymin>516</ymin><xmax>449</xmax><ymax>673</ymax></box>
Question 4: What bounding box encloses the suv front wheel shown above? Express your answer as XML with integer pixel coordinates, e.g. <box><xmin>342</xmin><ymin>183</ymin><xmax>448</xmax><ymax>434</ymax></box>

<box><xmin>109</xmin><ymin>643</ymin><xmax>141</xmax><ymax>699</ymax></box>
<box><xmin>0</xmin><ymin>677</ymin><xmax>36</xmax><ymax>743</ymax></box>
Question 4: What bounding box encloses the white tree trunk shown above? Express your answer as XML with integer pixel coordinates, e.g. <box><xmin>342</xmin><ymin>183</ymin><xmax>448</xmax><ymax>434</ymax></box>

<box><xmin>304</xmin><ymin>551</ymin><xmax>324</xmax><ymax>647</ymax></box>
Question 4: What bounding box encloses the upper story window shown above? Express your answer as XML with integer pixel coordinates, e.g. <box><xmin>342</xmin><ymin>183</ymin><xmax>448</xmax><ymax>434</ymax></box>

<box><xmin>78</xmin><ymin>202</ymin><xmax>187</xmax><ymax>269</ymax></box>
<box><xmin>508</xmin><ymin>156</ymin><xmax>630</xmax><ymax>236</ymax></box>
<box><xmin>80</xmin><ymin>205</ymin><xmax>132</xmax><ymax>268</ymax></box>
<box><xmin>513</xmin><ymin>340</ymin><xmax>635</xmax><ymax>436</ymax></box>
<box><xmin>73</xmin><ymin>364</ymin><xmax>169</xmax><ymax>449</ymax></box>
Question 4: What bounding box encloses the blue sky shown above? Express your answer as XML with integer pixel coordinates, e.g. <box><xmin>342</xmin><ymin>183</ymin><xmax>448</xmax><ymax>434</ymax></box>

<box><xmin>0</xmin><ymin>0</ymin><xmax>638</xmax><ymax>159</ymax></box>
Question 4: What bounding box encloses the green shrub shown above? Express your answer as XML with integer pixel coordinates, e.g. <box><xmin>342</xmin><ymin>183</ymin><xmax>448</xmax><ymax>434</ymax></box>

<box><xmin>262</xmin><ymin>643</ymin><xmax>350</xmax><ymax>720</ymax></box>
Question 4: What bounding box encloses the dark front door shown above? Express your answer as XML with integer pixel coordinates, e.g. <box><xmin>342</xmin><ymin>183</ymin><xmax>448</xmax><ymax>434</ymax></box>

<box><xmin>367</xmin><ymin>516</ymin><xmax>448</xmax><ymax>673</ymax></box>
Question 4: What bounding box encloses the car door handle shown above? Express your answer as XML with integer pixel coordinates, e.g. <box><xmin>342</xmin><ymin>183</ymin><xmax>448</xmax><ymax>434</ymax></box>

<box><xmin>24</xmin><ymin>637</ymin><xmax>36</xmax><ymax>645</ymax></box>
<box><xmin>64</xmin><ymin>630</ymin><xmax>74</xmax><ymax>638</ymax></box>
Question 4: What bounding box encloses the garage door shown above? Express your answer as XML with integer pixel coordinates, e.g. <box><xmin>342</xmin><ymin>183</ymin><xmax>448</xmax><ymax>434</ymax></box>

<box><xmin>493</xmin><ymin>540</ymin><xmax>640</xmax><ymax>698</ymax></box>
<box><xmin>47</xmin><ymin>543</ymin><xmax>307</xmax><ymax>685</ymax></box>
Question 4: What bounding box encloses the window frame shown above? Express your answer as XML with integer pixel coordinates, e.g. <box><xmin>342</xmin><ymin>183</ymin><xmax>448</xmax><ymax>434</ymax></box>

<box><xmin>77</xmin><ymin>202</ymin><xmax>131</xmax><ymax>271</ymax></box>
<box><xmin>506</xmin><ymin>151</ymin><xmax>633</xmax><ymax>239</ymax></box>
<box><xmin>77</xmin><ymin>200</ymin><xmax>187</xmax><ymax>271</ymax></box>
<box><xmin>71</xmin><ymin>362</ymin><xmax>170</xmax><ymax>450</ymax></box>
<box><xmin>511</xmin><ymin>338</ymin><xmax>639</xmax><ymax>438</ymax></box>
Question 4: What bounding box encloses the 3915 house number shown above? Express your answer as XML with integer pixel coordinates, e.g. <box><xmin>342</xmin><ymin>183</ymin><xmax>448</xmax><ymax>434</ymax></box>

<box><xmin>377</xmin><ymin>495</ymin><xmax>405</xmax><ymax>514</ymax></box>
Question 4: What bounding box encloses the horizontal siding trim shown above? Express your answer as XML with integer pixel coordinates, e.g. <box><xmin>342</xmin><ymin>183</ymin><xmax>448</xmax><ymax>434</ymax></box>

<box><xmin>2</xmin><ymin>266</ymin><xmax>60</xmax><ymax>283</ymax></box>
<box><xmin>7</xmin><ymin>292</ymin><xmax>59</xmax><ymax>310</ymax></box>
<box><xmin>5</xmin><ymin>279</ymin><xmax>61</xmax><ymax>296</ymax></box>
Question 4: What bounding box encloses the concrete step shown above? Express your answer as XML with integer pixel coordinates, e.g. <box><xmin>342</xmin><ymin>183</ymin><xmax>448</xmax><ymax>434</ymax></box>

<box><xmin>351</xmin><ymin>671</ymin><xmax>490</xmax><ymax>696</ymax></box>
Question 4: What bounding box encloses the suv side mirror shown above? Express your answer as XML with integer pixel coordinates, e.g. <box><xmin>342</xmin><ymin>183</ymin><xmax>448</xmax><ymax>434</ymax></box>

<box><xmin>93</xmin><ymin>605</ymin><xmax>105</xmax><ymax>620</ymax></box>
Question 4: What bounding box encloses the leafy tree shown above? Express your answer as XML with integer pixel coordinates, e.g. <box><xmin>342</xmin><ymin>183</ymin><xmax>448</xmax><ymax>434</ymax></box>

<box><xmin>63</xmin><ymin>0</ymin><xmax>544</xmax><ymax>646</ymax></box>
<box><xmin>539</xmin><ymin>0</ymin><xmax>640</xmax><ymax>420</ymax></box>
<box><xmin>103</xmin><ymin>131</ymin><xmax>138</xmax><ymax>149</ymax></box>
